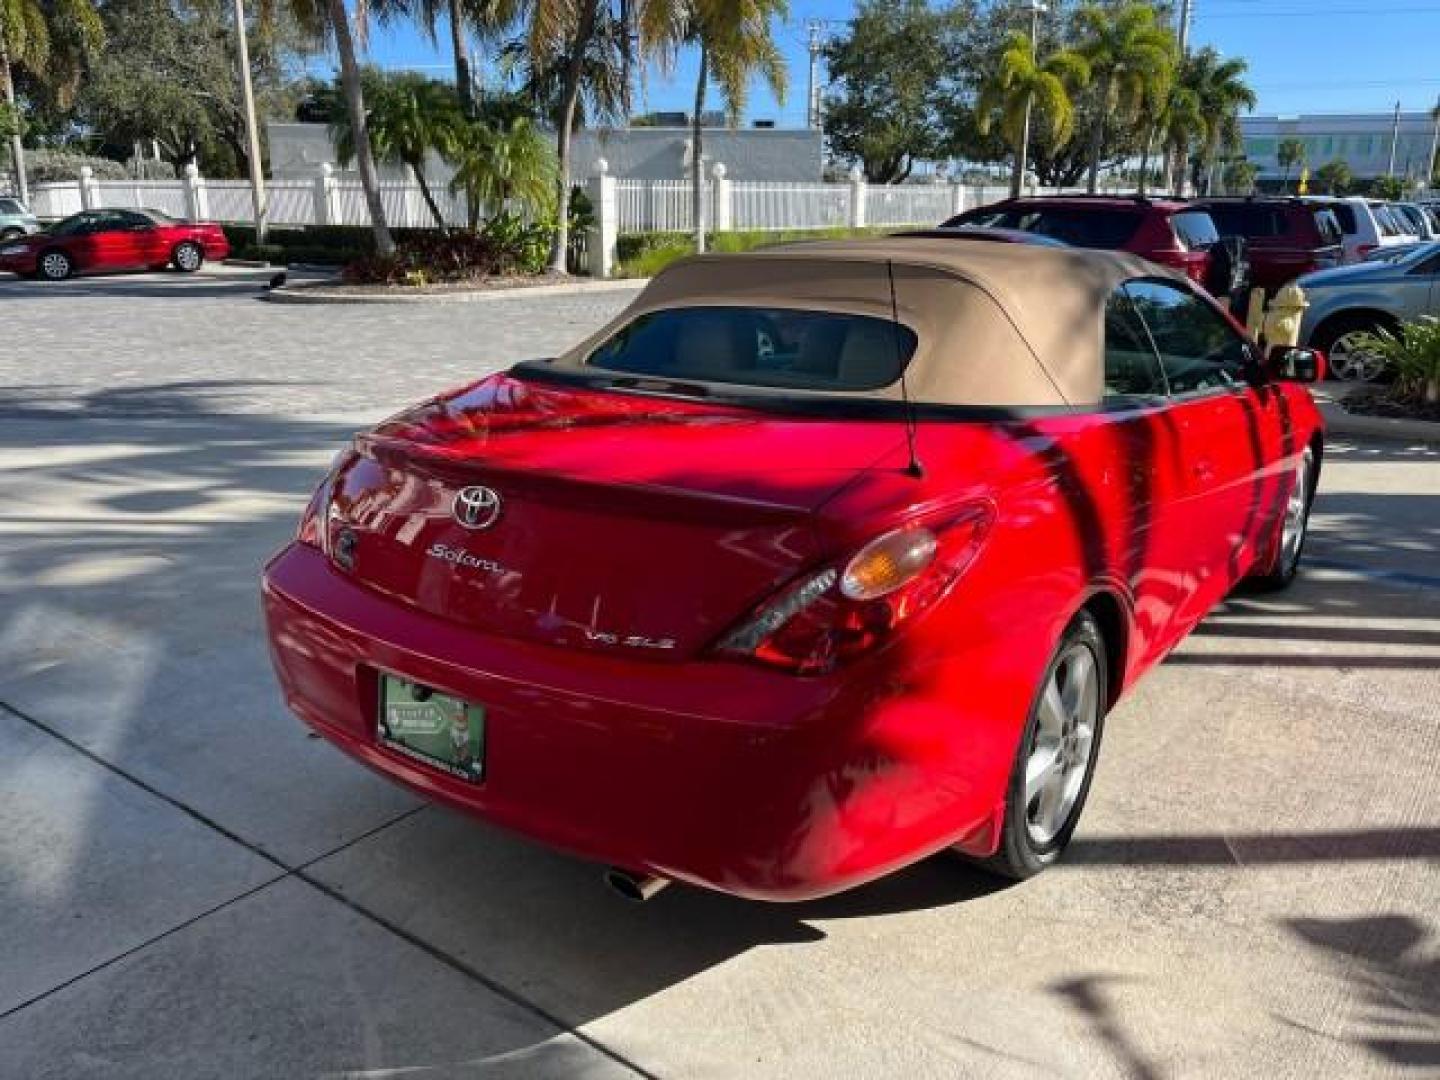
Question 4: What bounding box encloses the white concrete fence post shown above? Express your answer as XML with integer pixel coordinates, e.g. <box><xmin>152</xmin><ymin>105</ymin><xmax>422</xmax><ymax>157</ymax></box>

<box><xmin>950</xmin><ymin>183</ymin><xmax>965</xmax><ymax>217</ymax></box>
<box><xmin>314</xmin><ymin>163</ymin><xmax>338</xmax><ymax>227</ymax></box>
<box><xmin>587</xmin><ymin>158</ymin><xmax>618</xmax><ymax>280</ymax></box>
<box><xmin>182</xmin><ymin>163</ymin><xmax>209</xmax><ymax>222</ymax></box>
<box><xmin>711</xmin><ymin>162</ymin><xmax>732</xmax><ymax>234</ymax></box>
<box><xmin>78</xmin><ymin>166</ymin><xmax>99</xmax><ymax>210</ymax></box>
<box><xmin>848</xmin><ymin>165</ymin><xmax>868</xmax><ymax>229</ymax></box>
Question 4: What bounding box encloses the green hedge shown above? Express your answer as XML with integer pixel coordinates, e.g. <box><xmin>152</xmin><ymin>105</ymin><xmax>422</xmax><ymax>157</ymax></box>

<box><xmin>223</xmin><ymin>224</ymin><xmax>395</xmax><ymax>265</ymax></box>
<box><xmin>616</xmin><ymin>227</ymin><xmax>898</xmax><ymax>278</ymax></box>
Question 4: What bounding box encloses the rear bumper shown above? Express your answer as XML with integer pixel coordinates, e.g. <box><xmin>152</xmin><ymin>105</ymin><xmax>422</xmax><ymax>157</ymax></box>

<box><xmin>203</xmin><ymin>238</ymin><xmax>231</xmax><ymax>261</ymax></box>
<box><xmin>262</xmin><ymin>543</ymin><xmax>1009</xmax><ymax>900</ymax></box>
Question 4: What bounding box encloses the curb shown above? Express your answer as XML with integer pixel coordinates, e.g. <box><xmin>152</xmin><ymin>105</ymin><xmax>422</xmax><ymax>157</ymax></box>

<box><xmin>264</xmin><ymin>277</ymin><xmax>649</xmax><ymax>305</ymax></box>
<box><xmin>1318</xmin><ymin>401</ymin><xmax>1440</xmax><ymax>446</ymax></box>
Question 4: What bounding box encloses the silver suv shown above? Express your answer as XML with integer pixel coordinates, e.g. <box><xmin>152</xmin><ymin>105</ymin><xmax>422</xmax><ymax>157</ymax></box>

<box><xmin>0</xmin><ymin>197</ymin><xmax>40</xmax><ymax>240</ymax></box>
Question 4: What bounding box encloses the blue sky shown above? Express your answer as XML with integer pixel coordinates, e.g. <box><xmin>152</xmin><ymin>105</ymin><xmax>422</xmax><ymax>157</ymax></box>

<box><xmin>356</xmin><ymin>0</ymin><xmax>1440</xmax><ymax>124</ymax></box>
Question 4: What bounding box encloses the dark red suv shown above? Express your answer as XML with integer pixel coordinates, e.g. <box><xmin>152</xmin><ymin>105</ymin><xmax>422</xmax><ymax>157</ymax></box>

<box><xmin>943</xmin><ymin>196</ymin><xmax>1242</xmax><ymax>295</ymax></box>
<box><xmin>1187</xmin><ymin>197</ymin><xmax>1344</xmax><ymax>293</ymax></box>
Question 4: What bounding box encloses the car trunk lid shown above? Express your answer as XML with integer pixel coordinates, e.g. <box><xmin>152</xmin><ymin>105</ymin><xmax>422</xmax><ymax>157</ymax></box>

<box><xmin>326</xmin><ymin>373</ymin><xmax>903</xmax><ymax>660</ymax></box>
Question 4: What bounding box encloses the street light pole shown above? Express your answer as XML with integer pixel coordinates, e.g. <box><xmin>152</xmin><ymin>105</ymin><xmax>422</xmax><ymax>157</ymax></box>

<box><xmin>1386</xmin><ymin>99</ymin><xmax>1401</xmax><ymax>179</ymax></box>
<box><xmin>1014</xmin><ymin>0</ymin><xmax>1047</xmax><ymax>198</ymax></box>
<box><xmin>1427</xmin><ymin>96</ymin><xmax>1440</xmax><ymax>194</ymax></box>
<box><xmin>232</xmin><ymin>0</ymin><xmax>268</xmax><ymax>241</ymax></box>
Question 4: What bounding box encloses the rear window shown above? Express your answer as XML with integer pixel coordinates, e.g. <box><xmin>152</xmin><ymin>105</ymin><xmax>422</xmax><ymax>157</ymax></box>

<box><xmin>1170</xmin><ymin>211</ymin><xmax>1220</xmax><ymax>250</ymax></box>
<box><xmin>587</xmin><ymin>307</ymin><xmax>917</xmax><ymax>392</ymax></box>
<box><xmin>954</xmin><ymin>207</ymin><xmax>1142</xmax><ymax>249</ymax></box>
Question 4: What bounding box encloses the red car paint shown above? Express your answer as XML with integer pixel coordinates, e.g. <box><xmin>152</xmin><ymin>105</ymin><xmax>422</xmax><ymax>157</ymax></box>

<box><xmin>0</xmin><ymin>208</ymin><xmax>230</xmax><ymax>278</ymax></box>
<box><xmin>262</xmin><ymin>340</ymin><xmax>1324</xmax><ymax>901</ymax></box>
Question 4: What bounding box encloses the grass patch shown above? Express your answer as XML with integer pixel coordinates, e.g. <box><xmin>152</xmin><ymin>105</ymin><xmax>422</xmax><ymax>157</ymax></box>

<box><xmin>616</xmin><ymin>227</ymin><xmax>898</xmax><ymax>278</ymax></box>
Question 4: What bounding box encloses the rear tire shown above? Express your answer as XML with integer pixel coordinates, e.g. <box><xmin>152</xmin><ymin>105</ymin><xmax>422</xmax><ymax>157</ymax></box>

<box><xmin>980</xmin><ymin>612</ymin><xmax>1108</xmax><ymax>881</ymax></box>
<box><xmin>172</xmin><ymin>241</ymin><xmax>204</xmax><ymax>273</ymax></box>
<box><xmin>38</xmin><ymin>249</ymin><xmax>73</xmax><ymax>281</ymax></box>
<box><xmin>1249</xmin><ymin>447</ymin><xmax>1316</xmax><ymax>592</ymax></box>
<box><xmin>1314</xmin><ymin>313</ymin><xmax>1394</xmax><ymax>383</ymax></box>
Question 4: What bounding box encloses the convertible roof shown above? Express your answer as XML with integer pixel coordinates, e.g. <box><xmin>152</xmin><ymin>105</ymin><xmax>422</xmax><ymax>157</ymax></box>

<box><xmin>555</xmin><ymin>239</ymin><xmax>1181</xmax><ymax>408</ymax></box>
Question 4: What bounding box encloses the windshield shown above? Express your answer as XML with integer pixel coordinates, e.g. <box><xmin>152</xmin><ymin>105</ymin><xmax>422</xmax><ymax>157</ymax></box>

<box><xmin>587</xmin><ymin>306</ymin><xmax>918</xmax><ymax>392</ymax></box>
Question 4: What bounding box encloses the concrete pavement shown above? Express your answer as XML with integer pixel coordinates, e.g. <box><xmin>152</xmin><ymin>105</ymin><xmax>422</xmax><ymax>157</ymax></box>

<box><xmin>1</xmin><ymin>271</ymin><xmax>1436</xmax><ymax>1078</ymax></box>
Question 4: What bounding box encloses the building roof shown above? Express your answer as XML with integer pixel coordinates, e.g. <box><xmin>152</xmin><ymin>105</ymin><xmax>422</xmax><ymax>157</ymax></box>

<box><xmin>557</xmin><ymin>239</ymin><xmax>1181</xmax><ymax>408</ymax></box>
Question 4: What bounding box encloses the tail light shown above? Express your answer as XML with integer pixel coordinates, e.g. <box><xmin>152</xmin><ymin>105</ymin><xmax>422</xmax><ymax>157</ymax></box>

<box><xmin>1356</xmin><ymin>244</ymin><xmax>1376</xmax><ymax>260</ymax></box>
<box><xmin>714</xmin><ymin>505</ymin><xmax>993</xmax><ymax>675</ymax></box>
<box><xmin>296</xmin><ymin>447</ymin><xmax>353</xmax><ymax>550</ymax></box>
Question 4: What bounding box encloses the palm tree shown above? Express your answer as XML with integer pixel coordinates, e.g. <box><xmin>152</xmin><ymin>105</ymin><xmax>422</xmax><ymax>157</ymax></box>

<box><xmin>332</xmin><ymin>72</ymin><xmax>461</xmax><ymax>231</ymax></box>
<box><xmin>1277</xmin><ymin>137</ymin><xmax>1305</xmax><ymax>194</ymax></box>
<box><xmin>0</xmin><ymin>0</ymin><xmax>103</xmax><ymax>201</ymax></box>
<box><xmin>1154</xmin><ymin>79</ymin><xmax>1201</xmax><ymax>195</ymax></box>
<box><xmin>415</xmin><ymin>0</ymin><xmax>520</xmax><ymax>117</ymax></box>
<box><xmin>284</xmin><ymin>0</ymin><xmax>399</xmax><ymax>255</ymax></box>
<box><xmin>447</xmin><ymin>114</ymin><xmax>556</xmax><ymax>228</ymax></box>
<box><xmin>1073</xmin><ymin>2</ymin><xmax>1175</xmax><ymax>194</ymax></box>
<box><xmin>656</xmin><ymin>0</ymin><xmax>786</xmax><ymax>253</ymax></box>
<box><xmin>1183</xmin><ymin>47</ymin><xmax>1255</xmax><ymax>195</ymax></box>
<box><xmin>977</xmin><ymin>31</ymin><xmax>1088</xmax><ymax>198</ymax></box>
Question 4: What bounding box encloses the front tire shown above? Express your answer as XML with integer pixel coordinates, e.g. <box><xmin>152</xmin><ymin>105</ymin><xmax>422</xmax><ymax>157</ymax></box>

<box><xmin>982</xmin><ymin>612</ymin><xmax>1108</xmax><ymax>880</ymax></box>
<box><xmin>172</xmin><ymin>241</ymin><xmax>204</xmax><ymax>273</ymax></box>
<box><xmin>1315</xmin><ymin>313</ymin><xmax>1392</xmax><ymax>382</ymax></box>
<box><xmin>1249</xmin><ymin>447</ymin><xmax>1316</xmax><ymax>592</ymax></box>
<box><xmin>38</xmin><ymin>249</ymin><xmax>73</xmax><ymax>281</ymax></box>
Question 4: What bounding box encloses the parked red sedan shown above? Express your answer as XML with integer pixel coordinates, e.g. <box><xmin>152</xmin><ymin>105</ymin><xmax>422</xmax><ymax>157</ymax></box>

<box><xmin>0</xmin><ymin>208</ymin><xmax>230</xmax><ymax>280</ymax></box>
<box><xmin>262</xmin><ymin>241</ymin><xmax>1325</xmax><ymax>901</ymax></box>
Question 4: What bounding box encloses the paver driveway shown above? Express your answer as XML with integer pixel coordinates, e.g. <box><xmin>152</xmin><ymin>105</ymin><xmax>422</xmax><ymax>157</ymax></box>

<box><xmin>1</xmin><ymin>269</ymin><xmax>1437</xmax><ymax>1078</ymax></box>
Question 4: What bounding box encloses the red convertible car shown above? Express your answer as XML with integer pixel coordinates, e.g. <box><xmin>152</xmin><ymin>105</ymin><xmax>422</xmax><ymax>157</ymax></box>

<box><xmin>262</xmin><ymin>241</ymin><xmax>1325</xmax><ymax>901</ymax></box>
<box><xmin>0</xmin><ymin>208</ymin><xmax>230</xmax><ymax>280</ymax></box>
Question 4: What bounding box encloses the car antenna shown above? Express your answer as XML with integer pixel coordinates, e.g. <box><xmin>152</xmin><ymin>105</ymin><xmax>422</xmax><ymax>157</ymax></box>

<box><xmin>887</xmin><ymin>260</ymin><xmax>924</xmax><ymax>478</ymax></box>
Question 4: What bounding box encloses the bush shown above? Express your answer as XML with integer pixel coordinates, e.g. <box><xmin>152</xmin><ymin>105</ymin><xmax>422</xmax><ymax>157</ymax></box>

<box><xmin>615</xmin><ymin>226</ymin><xmax>898</xmax><ymax>278</ymax></box>
<box><xmin>342</xmin><ymin>216</ymin><xmax>557</xmax><ymax>285</ymax></box>
<box><xmin>1357</xmin><ymin>316</ymin><xmax>1440</xmax><ymax>407</ymax></box>
<box><xmin>26</xmin><ymin>150</ymin><xmax>129</xmax><ymax>183</ymax></box>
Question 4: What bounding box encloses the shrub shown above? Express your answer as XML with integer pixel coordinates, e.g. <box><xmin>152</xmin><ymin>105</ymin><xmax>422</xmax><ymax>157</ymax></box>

<box><xmin>26</xmin><ymin>150</ymin><xmax>128</xmax><ymax>183</ymax></box>
<box><xmin>342</xmin><ymin>216</ymin><xmax>557</xmax><ymax>285</ymax></box>
<box><xmin>1357</xmin><ymin>316</ymin><xmax>1440</xmax><ymax>406</ymax></box>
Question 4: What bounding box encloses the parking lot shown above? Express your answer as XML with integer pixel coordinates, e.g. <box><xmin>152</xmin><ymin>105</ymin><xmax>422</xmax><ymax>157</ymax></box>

<box><xmin>1</xmin><ymin>269</ymin><xmax>1437</xmax><ymax>1078</ymax></box>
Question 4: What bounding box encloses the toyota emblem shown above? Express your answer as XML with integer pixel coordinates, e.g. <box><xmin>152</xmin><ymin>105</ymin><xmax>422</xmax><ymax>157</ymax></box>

<box><xmin>452</xmin><ymin>486</ymin><xmax>503</xmax><ymax>530</ymax></box>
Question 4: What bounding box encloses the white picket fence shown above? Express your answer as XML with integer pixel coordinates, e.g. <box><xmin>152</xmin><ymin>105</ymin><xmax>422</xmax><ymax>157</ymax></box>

<box><xmin>615</xmin><ymin>177</ymin><xmax>978</xmax><ymax>234</ymax></box>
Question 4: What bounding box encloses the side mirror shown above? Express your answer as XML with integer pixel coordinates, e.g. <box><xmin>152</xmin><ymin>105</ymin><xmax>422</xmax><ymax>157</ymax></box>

<box><xmin>1266</xmin><ymin>344</ymin><xmax>1325</xmax><ymax>384</ymax></box>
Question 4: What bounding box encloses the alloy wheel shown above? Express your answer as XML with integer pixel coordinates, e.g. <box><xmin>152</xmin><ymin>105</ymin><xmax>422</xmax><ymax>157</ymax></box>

<box><xmin>1279</xmin><ymin>451</ymin><xmax>1312</xmax><ymax>577</ymax></box>
<box><xmin>1328</xmin><ymin>330</ymin><xmax>1387</xmax><ymax>382</ymax></box>
<box><xmin>175</xmin><ymin>244</ymin><xmax>202</xmax><ymax>271</ymax></box>
<box><xmin>1024</xmin><ymin>641</ymin><xmax>1100</xmax><ymax>846</ymax></box>
<box><xmin>40</xmin><ymin>252</ymin><xmax>70</xmax><ymax>280</ymax></box>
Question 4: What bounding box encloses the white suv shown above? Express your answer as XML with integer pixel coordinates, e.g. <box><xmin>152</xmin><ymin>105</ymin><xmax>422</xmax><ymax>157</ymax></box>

<box><xmin>1316</xmin><ymin>197</ymin><xmax>1413</xmax><ymax>262</ymax></box>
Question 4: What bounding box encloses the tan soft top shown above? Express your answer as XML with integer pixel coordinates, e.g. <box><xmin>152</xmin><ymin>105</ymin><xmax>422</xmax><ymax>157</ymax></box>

<box><xmin>553</xmin><ymin>239</ymin><xmax>1184</xmax><ymax>408</ymax></box>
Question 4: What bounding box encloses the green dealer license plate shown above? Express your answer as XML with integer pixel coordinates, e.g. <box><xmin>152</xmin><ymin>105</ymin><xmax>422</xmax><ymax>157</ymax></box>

<box><xmin>377</xmin><ymin>675</ymin><xmax>486</xmax><ymax>783</ymax></box>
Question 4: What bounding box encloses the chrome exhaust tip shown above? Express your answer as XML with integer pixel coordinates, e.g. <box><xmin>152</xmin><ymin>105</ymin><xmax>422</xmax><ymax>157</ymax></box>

<box><xmin>604</xmin><ymin>867</ymin><xmax>670</xmax><ymax>903</ymax></box>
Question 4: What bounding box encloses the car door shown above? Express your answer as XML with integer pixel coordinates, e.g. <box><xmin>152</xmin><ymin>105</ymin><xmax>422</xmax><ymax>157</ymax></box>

<box><xmin>112</xmin><ymin>210</ymin><xmax>166</xmax><ymax>267</ymax></box>
<box><xmin>1124</xmin><ymin>278</ymin><xmax>1277</xmax><ymax>633</ymax></box>
<box><xmin>1096</xmin><ymin>288</ymin><xmax>1196</xmax><ymax>669</ymax></box>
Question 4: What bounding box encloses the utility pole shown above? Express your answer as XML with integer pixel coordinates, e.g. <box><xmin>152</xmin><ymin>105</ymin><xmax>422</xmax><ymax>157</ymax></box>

<box><xmin>1427</xmin><ymin>96</ymin><xmax>1440</xmax><ymax>193</ymax></box>
<box><xmin>807</xmin><ymin>20</ymin><xmax>825</xmax><ymax>129</ymax></box>
<box><xmin>232</xmin><ymin>0</ymin><xmax>268</xmax><ymax>240</ymax></box>
<box><xmin>1014</xmin><ymin>1</ymin><xmax>1047</xmax><ymax>198</ymax></box>
<box><xmin>1387</xmin><ymin>99</ymin><xmax>1402</xmax><ymax>178</ymax></box>
<box><xmin>1177</xmin><ymin>0</ymin><xmax>1193</xmax><ymax>56</ymax></box>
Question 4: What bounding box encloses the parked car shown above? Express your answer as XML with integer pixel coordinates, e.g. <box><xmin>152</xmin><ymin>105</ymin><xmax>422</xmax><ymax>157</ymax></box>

<box><xmin>0</xmin><ymin>196</ymin><xmax>40</xmax><ymax>240</ymax></box>
<box><xmin>1299</xmin><ymin>239</ymin><xmax>1440</xmax><ymax>381</ymax></box>
<box><xmin>1322</xmin><ymin>197</ymin><xmax>1415</xmax><ymax>262</ymax></box>
<box><xmin>262</xmin><ymin>240</ymin><xmax>1325</xmax><ymax>900</ymax></box>
<box><xmin>1188</xmin><ymin>196</ymin><xmax>1345</xmax><ymax>291</ymax></box>
<box><xmin>1390</xmin><ymin>201</ymin><xmax>1440</xmax><ymax>241</ymax></box>
<box><xmin>895</xmin><ymin>226</ymin><xmax>1070</xmax><ymax>246</ymax></box>
<box><xmin>941</xmin><ymin>196</ymin><xmax>1247</xmax><ymax>301</ymax></box>
<box><xmin>0</xmin><ymin>207</ymin><xmax>230</xmax><ymax>280</ymax></box>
